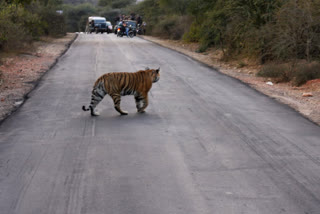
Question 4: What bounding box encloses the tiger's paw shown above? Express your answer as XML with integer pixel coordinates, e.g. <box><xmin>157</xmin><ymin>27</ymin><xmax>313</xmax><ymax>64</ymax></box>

<box><xmin>90</xmin><ymin>106</ymin><xmax>100</xmax><ymax>116</ymax></box>
<box><xmin>91</xmin><ymin>110</ymin><xmax>100</xmax><ymax>116</ymax></box>
<box><xmin>137</xmin><ymin>109</ymin><xmax>146</xmax><ymax>113</ymax></box>
<box><xmin>120</xmin><ymin>111</ymin><xmax>128</xmax><ymax>115</ymax></box>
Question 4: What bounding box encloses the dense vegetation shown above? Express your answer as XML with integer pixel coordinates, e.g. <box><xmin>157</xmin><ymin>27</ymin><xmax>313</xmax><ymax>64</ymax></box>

<box><xmin>130</xmin><ymin>0</ymin><xmax>320</xmax><ymax>85</ymax></box>
<box><xmin>60</xmin><ymin>0</ymin><xmax>134</xmax><ymax>32</ymax></box>
<box><xmin>1</xmin><ymin>0</ymin><xmax>320</xmax><ymax>85</ymax></box>
<box><xmin>0</xmin><ymin>0</ymin><xmax>66</xmax><ymax>51</ymax></box>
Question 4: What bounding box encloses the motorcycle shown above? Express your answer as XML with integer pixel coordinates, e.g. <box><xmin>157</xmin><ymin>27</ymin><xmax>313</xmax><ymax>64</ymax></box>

<box><xmin>117</xmin><ymin>27</ymin><xmax>134</xmax><ymax>38</ymax></box>
<box><xmin>136</xmin><ymin>24</ymin><xmax>144</xmax><ymax>35</ymax></box>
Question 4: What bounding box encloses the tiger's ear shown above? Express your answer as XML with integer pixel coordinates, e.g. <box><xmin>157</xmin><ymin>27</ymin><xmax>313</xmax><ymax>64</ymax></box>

<box><xmin>156</xmin><ymin>67</ymin><xmax>160</xmax><ymax>73</ymax></box>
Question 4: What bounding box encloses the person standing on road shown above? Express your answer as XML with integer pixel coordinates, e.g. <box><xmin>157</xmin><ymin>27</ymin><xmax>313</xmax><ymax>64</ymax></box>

<box><xmin>123</xmin><ymin>22</ymin><xmax>129</xmax><ymax>37</ymax></box>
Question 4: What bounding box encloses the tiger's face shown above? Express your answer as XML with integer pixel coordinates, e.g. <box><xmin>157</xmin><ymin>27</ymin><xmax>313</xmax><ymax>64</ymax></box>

<box><xmin>152</xmin><ymin>68</ymin><xmax>160</xmax><ymax>83</ymax></box>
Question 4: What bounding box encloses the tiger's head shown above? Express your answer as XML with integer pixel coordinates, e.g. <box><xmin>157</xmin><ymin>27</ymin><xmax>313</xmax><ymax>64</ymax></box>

<box><xmin>151</xmin><ymin>67</ymin><xmax>160</xmax><ymax>83</ymax></box>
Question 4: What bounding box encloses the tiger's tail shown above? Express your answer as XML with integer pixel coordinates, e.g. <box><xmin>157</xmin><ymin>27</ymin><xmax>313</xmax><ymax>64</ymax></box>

<box><xmin>82</xmin><ymin>105</ymin><xmax>90</xmax><ymax>111</ymax></box>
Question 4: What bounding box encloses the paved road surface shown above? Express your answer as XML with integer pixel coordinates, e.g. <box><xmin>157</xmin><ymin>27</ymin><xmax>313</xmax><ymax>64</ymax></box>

<box><xmin>1</xmin><ymin>34</ymin><xmax>320</xmax><ymax>214</ymax></box>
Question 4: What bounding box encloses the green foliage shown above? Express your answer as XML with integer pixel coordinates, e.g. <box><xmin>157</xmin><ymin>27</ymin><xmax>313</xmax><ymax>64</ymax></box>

<box><xmin>0</xmin><ymin>0</ymin><xmax>66</xmax><ymax>52</ymax></box>
<box><xmin>4</xmin><ymin>0</ymin><xmax>33</xmax><ymax>6</ymax></box>
<box><xmin>152</xmin><ymin>15</ymin><xmax>191</xmax><ymax>40</ymax></box>
<box><xmin>111</xmin><ymin>0</ymin><xmax>135</xmax><ymax>9</ymax></box>
<box><xmin>132</xmin><ymin>0</ymin><xmax>163</xmax><ymax>34</ymax></box>
<box><xmin>159</xmin><ymin>0</ymin><xmax>191</xmax><ymax>15</ymax></box>
<box><xmin>99</xmin><ymin>8</ymin><xmax>120</xmax><ymax>23</ymax></box>
<box><xmin>138</xmin><ymin>0</ymin><xmax>320</xmax><ymax>65</ymax></box>
<box><xmin>62</xmin><ymin>3</ymin><xmax>97</xmax><ymax>32</ymax></box>
<box><xmin>63</xmin><ymin>0</ymin><xmax>136</xmax><ymax>31</ymax></box>
<box><xmin>98</xmin><ymin>0</ymin><xmax>135</xmax><ymax>8</ymax></box>
<box><xmin>183</xmin><ymin>22</ymin><xmax>201</xmax><ymax>42</ymax></box>
<box><xmin>268</xmin><ymin>0</ymin><xmax>320</xmax><ymax>61</ymax></box>
<box><xmin>0</xmin><ymin>3</ymin><xmax>37</xmax><ymax>50</ymax></box>
<box><xmin>40</xmin><ymin>8</ymin><xmax>66</xmax><ymax>36</ymax></box>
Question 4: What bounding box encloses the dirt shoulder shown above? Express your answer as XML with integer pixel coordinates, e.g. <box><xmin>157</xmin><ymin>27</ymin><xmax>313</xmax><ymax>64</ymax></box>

<box><xmin>0</xmin><ymin>33</ymin><xmax>77</xmax><ymax>122</ymax></box>
<box><xmin>141</xmin><ymin>35</ymin><xmax>320</xmax><ymax>126</ymax></box>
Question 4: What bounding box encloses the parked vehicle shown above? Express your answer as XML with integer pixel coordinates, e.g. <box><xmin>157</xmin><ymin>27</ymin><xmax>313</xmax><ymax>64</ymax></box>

<box><xmin>106</xmin><ymin>21</ymin><xmax>113</xmax><ymax>34</ymax></box>
<box><xmin>86</xmin><ymin>16</ymin><xmax>109</xmax><ymax>34</ymax></box>
<box><xmin>114</xmin><ymin>21</ymin><xmax>121</xmax><ymax>34</ymax></box>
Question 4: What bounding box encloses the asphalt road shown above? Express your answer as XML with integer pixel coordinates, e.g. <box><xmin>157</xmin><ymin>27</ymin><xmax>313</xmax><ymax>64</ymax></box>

<box><xmin>1</xmin><ymin>34</ymin><xmax>320</xmax><ymax>214</ymax></box>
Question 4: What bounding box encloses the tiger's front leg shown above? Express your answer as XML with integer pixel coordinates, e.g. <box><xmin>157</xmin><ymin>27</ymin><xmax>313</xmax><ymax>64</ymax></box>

<box><xmin>137</xmin><ymin>94</ymin><xmax>148</xmax><ymax>113</ymax></box>
<box><xmin>110</xmin><ymin>93</ymin><xmax>128</xmax><ymax>115</ymax></box>
<box><xmin>134</xmin><ymin>94</ymin><xmax>143</xmax><ymax>112</ymax></box>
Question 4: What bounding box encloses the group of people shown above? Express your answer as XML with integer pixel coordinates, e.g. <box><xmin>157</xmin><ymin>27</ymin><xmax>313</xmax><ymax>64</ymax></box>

<box><xmin>115</xmin><ymin>13</ymin><xmax>146</xmax><ymax>37</ymax></box>
<box><xmin>115</xmin><ymin>13</ymin><xmax>142</xmax><ymax>25</ymax></box>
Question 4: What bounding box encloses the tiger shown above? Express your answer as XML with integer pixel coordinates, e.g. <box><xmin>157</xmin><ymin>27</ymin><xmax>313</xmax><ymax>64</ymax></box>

<box><xmin>82</xmin><ymin>67</ymin><xmax>160</xmax><ymax>116</ymax></box>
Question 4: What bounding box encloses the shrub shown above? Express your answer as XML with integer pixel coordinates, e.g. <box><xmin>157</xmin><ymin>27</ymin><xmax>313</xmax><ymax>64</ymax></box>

<box><xmin>257</xmin><ymin>64</ymin><xmax>292</xmax><ymax>83</ymax></box>
<box><xmin>293</xmin><ymin>63</ymin><xmax>320</xmax><ymax>86</ymax></box>
<box><xmin>152</xmin><ymin>15</ymin><xmax>191</xmax><ymax>40</ymax></box>
<box><xmin>269</xmin><ymin>0</ymin><xmax>320</xmax><ymax>61</ymax></box>
<box><xmin>238</xmin><ymin>61</ymin><xmax>247</xmax><ymax>68</ymax></box>
<box><xmin>38</xmin><ymin>7</ymin><xmax>66</xmax><ymax>37</ymax></box>
<box><xmin>183</xmin><ymin>22</ymin><xmax>201</xmax><ymax>42</ymax></box>
<box><xmin>257</xmin><ymin>62</ymin><xmax>320</xmax><ymax>86</ymax></box>
<box><xmin>152</xmin><ymin>15</ymin><xmax>176</xmax><ymax>38</ymax></box>
<box><xmin>0</xmin><ymin>2</ymin><xmax>65</xmax><ymax>50</ymax></box>
<box><xmin>0</xmin><ymin>4</ymin><xmax>31</xmax><ymax>50</ymax></box>
<box><xmin>62</xmin><ymin>3</ymin><xmax>97</xmax><ymax>32</ymax></box>
<box><xmin>99</xmin><ymin>8</ymin><xmax>120</xmax><ymax>24</ymax></box>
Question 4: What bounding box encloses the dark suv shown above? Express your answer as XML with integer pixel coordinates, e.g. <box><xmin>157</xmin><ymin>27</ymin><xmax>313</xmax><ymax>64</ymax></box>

<box><xmin>86</xmin><ymin>16</ymin><xmax>108</xmax><ymax>34</ymax></box>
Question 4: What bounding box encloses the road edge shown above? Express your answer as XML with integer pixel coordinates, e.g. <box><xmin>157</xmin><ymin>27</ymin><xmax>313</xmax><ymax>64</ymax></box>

<box><xmin>0</xmin><ymin>33</ymin><xmax>78</xmax><ymax>126</ymax></box>
<box><xmin>139</xmin><ymin>35</ymin><xmax>320</xmax><ymax>126</ymax></box>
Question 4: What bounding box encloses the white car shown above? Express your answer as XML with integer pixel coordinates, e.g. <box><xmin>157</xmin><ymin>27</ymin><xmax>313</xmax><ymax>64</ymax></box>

<box><xmin>106</xmin><ymin>21</ymin><xmax>113</xmax><ymax>33</ymax></box>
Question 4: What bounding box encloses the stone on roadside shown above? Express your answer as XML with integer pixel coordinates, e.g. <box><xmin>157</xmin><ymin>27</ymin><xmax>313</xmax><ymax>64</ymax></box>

<box><xmin>14</xmin><ymin>100</ymin><xmax>23</xmax><ymax>106</ymax></box>
<box><xmin>302</xmin><ymin>92</ymin><xmax>313</xmax><ymax>97</ymax></box>
<box><xmin>266</xmin><ymin>81</ymin><xmax>273</xmax><ymax>86</ymax></box>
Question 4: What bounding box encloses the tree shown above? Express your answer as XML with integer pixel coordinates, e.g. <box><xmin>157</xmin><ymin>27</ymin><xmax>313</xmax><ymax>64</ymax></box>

<box><xmin>4</xmin><ymin>0</ymin><xmax>33</xmax><ymax>5</ymax></box>
<box><xmin>159</xmin><ymin>0</ymin><xmax>191</xmax><ymax>15</ymax></box>
<box><xmin>99</xmin><ymin>0</ymin><xmax>135</xmax><ymax>8</ymax></box>
<box><xmin>270</xmin><ymin>0</ymin><xmax>320</xmax><ymax>61</ymax></box>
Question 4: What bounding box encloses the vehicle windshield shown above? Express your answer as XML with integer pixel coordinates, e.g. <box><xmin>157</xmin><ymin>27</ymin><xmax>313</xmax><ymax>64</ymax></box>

<box><xmin>126</xmin><ymin>21</ymin><xmax>136</xmax><ymax>27</ymax></box>
<box><xmin>94</xmin><ymin>20</ymin><xmax>106</xmax><ymax>24</ymax></box>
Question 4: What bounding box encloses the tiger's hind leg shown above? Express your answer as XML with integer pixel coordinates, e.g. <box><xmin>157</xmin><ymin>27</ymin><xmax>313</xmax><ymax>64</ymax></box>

<box><xmin>87</xmin><ymin>85</ymin><xmax>106</xmax><ymax>116</ymax></box>
<box><xmin>110</xmin><ymin>93</ymin><xmax>128</xmax><ymax>115</ymax></box>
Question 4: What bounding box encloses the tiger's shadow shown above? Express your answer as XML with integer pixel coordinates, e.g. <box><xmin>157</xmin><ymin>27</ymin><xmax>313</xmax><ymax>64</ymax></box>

<box><xmin>94</xmin><ymin>112</ymin><xmax>163</xmax><ymax>126</ymax></box>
